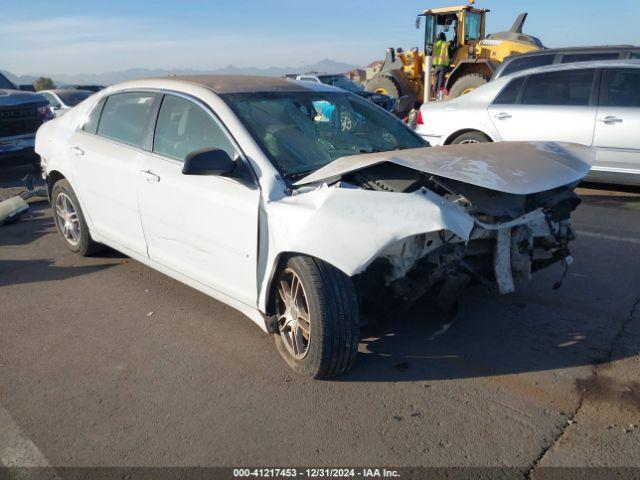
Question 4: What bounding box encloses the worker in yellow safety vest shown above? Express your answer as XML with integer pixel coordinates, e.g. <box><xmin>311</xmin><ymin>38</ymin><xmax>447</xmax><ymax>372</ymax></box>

<box><xmin>433</xmin><ymin>32</ymin><xmax>451</xmax><ymax>96</ymax></box>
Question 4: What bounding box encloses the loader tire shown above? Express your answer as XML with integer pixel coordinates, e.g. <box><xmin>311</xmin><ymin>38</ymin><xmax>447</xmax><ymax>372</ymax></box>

<box><xmin>448</xmin><ymin>74</ymin><xmax>489</xmax><ymax>99</ymax></box>
<box><xmin>365</xmin><ymin>75</ymin><xmax>402</xmax><ymax>99</ymax></box>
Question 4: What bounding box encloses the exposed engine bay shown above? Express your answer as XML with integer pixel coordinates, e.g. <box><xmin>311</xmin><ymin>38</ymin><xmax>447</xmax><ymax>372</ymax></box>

<box><xmin>291</xmin><ymin>143</ymin><xmax>589</xmax><ymax>322</ymax></box>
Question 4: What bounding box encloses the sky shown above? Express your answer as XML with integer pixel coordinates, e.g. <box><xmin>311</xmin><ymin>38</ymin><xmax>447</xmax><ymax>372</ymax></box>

<box><xmin>1</xmin><ymin>0</ymin><xmax>638</xmax><ymax>75</ymax></box>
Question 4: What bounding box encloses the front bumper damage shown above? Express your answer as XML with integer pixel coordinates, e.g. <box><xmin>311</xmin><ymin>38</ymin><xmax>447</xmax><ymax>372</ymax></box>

<box><xmin>259</xmin><ymin>141</ymin><xmax>594</xmax><ymax>319</ymax></box>
<box><xmin>359</xmin><ymin>206</ymin><xmax>575</xmax><ymax>318</ymax></box>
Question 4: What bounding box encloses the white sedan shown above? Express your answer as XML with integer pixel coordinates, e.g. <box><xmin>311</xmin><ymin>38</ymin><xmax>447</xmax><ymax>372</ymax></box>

<box><xmin>38</xmin><ymin>89</ymin><xmax>94</xmax><ymax>117</ymax></box>
<box><xmin>36</xmin><ymin>75</ymin><xmax>594</xmax><ymax>378</ymax></box>
<box><xmin>415</xmin><ymin>60</ymin><xmax>640</xmax><ymax>186</ymax></box>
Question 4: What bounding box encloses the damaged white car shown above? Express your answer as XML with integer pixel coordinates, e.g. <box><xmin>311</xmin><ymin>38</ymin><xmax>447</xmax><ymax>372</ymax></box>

<box><xmin>35</xmin><ymin>76</ymin><xmax>595</xmax><ymax>378</ymax></box>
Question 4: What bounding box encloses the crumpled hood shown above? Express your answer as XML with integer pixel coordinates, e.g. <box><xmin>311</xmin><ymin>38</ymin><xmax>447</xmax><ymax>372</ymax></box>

<box><xmin>295</xmin><ymin>142</ymin><xmax>596</xmax><ymax>195</ymax></box>
<box><xmin>0</xmin><ymin>89</ymin><xmax>47</xmax><ymax>107</ymax></box>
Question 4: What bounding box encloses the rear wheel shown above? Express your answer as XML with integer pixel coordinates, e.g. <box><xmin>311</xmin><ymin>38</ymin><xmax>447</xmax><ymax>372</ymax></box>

<box><xmin>448</xmin><ymin>73</ymin><xmax>489</xmax><ymax>99</ymax></box>
<box><xmin>450</xmin><ymin>131</ymin><xmax>491</xmax><ymax>145</ymax></box>
<box><xmin>274</xmin><ymin>256</ymin><xmax>360</xmax><ymax>379</ymax></box>
<box><xmin>51</xmin><ymin>179</ymin><xmax>101</xmax><ymax>256</ymax></box>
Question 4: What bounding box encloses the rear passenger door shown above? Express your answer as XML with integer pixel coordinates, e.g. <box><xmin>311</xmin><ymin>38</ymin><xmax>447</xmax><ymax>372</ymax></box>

<box><xmin>70</xmin><ymin>91</ymin><xmax>158</xmax><ymax>256</ymax></box>
<box><xmin>488</xmin><ymin>68</ymin><xmax>598</xmax><ymax>145</ymax></box>
<box><xmin>592</xmin><ymin>67</ymin><xmax>640</xmax><ymax>181</ymax></box>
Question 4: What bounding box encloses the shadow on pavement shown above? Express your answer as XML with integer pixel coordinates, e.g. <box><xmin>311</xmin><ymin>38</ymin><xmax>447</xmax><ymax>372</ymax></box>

<box><xmin>341</xmin><ymin>283</ymin><xmax>627</xmax><ymax>383</ymax></box>
<box><xmin>0</xmin><ymin>258</ymin><xmax>117</xmax><ymax>287</ymax></box>
<box><xmin>0</xmin><ymin>202</ymin><xmax>54</xmax><ymax>247</ymax></box>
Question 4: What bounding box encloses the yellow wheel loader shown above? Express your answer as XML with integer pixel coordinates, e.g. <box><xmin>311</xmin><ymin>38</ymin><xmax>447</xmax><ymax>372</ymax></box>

<box><xmin>365</xmin><ymin>2</ymin><xmax>544</xmax><ymax>113</ymax></box>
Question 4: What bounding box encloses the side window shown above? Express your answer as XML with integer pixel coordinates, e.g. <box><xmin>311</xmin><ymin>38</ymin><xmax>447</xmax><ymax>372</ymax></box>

<box><xmin>43</xmin><ymin>93</ymin><xmax>60</xmax><ymax>108</ymax></box>
<box><xmin>631</xmin><ymin>52</ymin><xmax>640</xmax><ymax>59</ymax></box>
<box><xmin>500</xmin><ymin>55</ymin><xmax>554</xmax><ymax>77</ymax></box>
<box><xmin>153</xmin><ymin>95</ymin><xmax>237</xmax><ymax>162</ymax></box>
<box><xmin>82</xmin><ymin>98</ymin><xmax>106</xmax><ymax>134</ymax></box>
<box><xmin>603</xmin><ymin>68</ymin><xmax>640</xmax><ymax>108</ymax></box>
<box><xmin>521</xmin><ymin>69</ymin><xmax>596</xmax><ymax>106</ymax></box>
<box><xmin>561</xmin><ymin>52</ymin><xmax>619</xmax><ymax>63</ymax></box>
<box><xmin>97</xmin><ymin>92</ymin><xmax>156</xmax><ymax>147</ymax></box>
<box><xmin>493</xmin><ymin>77</ymin><xmax>525</xmax><ymax>105</ymax></box>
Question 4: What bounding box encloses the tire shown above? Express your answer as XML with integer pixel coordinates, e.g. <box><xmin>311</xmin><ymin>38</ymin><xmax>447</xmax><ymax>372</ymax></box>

<box><xmin>51</xmin><ymin>179</ymin><xmax>101</xmax><ymax>256</ymax></box>
<box><xmin>450</xmin><ymin>131</ymin><xmax>491</xmax><ymax>145</ymax></box>
<box><xmin>365</xmin><ymin>75</ymin><xmax>402</xmax><ymax>99</ymax></box>
<box><xmin>448</xmin><ymin>73</ymin><xmax>489</xmax><ymax>99</ymax></box>
<box><xmin>273</xmin><ymin>255</ymin><xmax>360</xmax><ymax>379</ymax></box>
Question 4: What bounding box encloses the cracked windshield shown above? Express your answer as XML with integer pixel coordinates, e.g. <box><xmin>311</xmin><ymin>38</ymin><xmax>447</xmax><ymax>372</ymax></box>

<box><xmin>223</xmin><ymin>92</ymin><xmax>426</xmax><ymax>177</ymax></box>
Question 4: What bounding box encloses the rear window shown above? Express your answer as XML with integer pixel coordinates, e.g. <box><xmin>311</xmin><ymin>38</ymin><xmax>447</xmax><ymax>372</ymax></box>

<box><xmin>57</xmin><ymin>90</ymin><xmax>93</xmax><ymax>107</ymax></box>
<box><xmin>493</xmin><ymin>77</ymin><xmax>525</xmax><ymax>105</ymax></box>
<box><xmin>500</xmin><ymin>55</ymin><xmax>554</xmax><ymax>77</ymax></box>
<box><xmin>521</xmin><ymin>69</ymin><xmax>596</xmax><ymax>106</ymax></box>
<box><xmin>97</xmin><ymin>92</ymin><xmax>156</xmax><ymax>147</ymax></box>
<box><xmin>561</xmin><ymin>52</ymin><xmax>619</xmax><ymax>63</ymax></box>
<box><xmin>603</xmin><ymin>68</ymin><xmax>640</xmax><ymax>108</ymax></box>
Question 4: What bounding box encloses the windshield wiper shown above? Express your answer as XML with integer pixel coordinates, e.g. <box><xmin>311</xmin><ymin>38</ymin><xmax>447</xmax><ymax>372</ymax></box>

<box><xmin>283</xmin><ymin>168</ymin><xmax>318</xmax><ymax>180</ymax></box>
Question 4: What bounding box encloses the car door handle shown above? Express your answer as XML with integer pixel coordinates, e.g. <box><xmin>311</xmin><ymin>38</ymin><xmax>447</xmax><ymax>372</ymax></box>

<box><xmin>494</xmin><ymin>112</ymin><xmax>512</xmax><ymax>120</ymax></box>
<box><xmin>71</xmin><ymin>146</ymin><xmax>84</xmax><ymax>156</ymax></box>
<box><xmin>139</xmin><ymin>170</ymin><xmax>160</xmax><ymax>182</ymax></box>
<box><xmin>598</xmin><ymin>116</ymin><xmax>623</xmax><ymax>124</ymax></box>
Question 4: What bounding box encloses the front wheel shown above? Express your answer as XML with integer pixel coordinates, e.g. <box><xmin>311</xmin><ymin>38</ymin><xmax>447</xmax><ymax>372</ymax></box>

<box><xmin>450</xmin><ymin>131</ymin><xmax>491</xmax><ymax>145</ymax></box>
<box><xmin>274</xmin><ymin>256</ymin><xmax>360</xmax><ymax>379</ymax></box>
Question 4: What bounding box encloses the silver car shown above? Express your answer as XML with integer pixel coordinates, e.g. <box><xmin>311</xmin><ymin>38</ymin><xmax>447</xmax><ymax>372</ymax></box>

<box><xmin>416</xmin><ymin>60</ymin><xmax>640</xmax><ymax>186</ymax></box>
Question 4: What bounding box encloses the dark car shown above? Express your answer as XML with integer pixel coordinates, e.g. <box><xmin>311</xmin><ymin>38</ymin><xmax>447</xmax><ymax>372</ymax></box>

<box><xmin>294</xmin><ymin>73</ymin><xmax>397</xmax><ymax>113</ymax></box>
<box><xmin>0</xmin><ymin>72</ymin><xmax>54</xmax><ymax>168</ymax></box>
<box><xmin>492</xmin><ymin>45</ymin><xmax>640</xmax><ymax>81</ymax></box>
<box><xmin>59</xmin><ymin>84</ymin><xmax>105</xmax><ymax>93</ymax></box>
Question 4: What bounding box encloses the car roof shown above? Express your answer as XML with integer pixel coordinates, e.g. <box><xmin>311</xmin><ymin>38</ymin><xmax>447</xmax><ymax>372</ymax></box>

<box><xmin>45</xmin><ymin>88</ymin><xmax>92</xmax><ymax>94</ymax></box>
<box><xmin>505</xmin><ymin>45</ymin><xmax>638</xmax><ymax>59</ymax></box>
<box><xmin>149</xmin><ymin>75</ymin><xmax>341</xmax><ymax>94</ymax></box>
<box><xmin>501</xmin><ymin>59</ymin><xmax>640</xmax><ymax>80</ymax></box>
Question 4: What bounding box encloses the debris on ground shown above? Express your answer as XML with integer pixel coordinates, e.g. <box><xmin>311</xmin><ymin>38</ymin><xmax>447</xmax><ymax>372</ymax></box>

<box><xmin>0</xmin><ymin>174</ymin><xmax>48</xmax><ymax>226</ymax></box>
<box><xmin>0</xmin><ymin>195</ymin><xmax>29</xmax><ymax>225</ymax></box>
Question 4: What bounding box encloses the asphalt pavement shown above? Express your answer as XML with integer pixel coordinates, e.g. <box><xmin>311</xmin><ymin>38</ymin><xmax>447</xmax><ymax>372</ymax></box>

<box><xmin>0</xmin><ymin>165</ymin><xmax>638</xmax><ymax>474</ymax></box>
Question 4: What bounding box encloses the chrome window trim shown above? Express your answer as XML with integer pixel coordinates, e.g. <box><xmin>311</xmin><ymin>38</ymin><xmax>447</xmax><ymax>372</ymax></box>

<box><xmin>74</xmin><ymin>87</ymin><xmax>259</xmax><ymax>187</ymax></box>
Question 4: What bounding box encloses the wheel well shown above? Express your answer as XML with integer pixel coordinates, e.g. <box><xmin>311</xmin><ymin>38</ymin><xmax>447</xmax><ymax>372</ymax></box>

<box><xmin>263</xmin><ymin>252</ymin><xmax>351</xmax><ymax>316</ymax></box>
<box><xmin>444</xmin><ymin>129</ymin><xmax>493</xmax><ymax>145</ymax></box>
<box><xmin>46</xmin><ymin>170</ymin><xmax>66</xmax><ymax>200</ymax></box>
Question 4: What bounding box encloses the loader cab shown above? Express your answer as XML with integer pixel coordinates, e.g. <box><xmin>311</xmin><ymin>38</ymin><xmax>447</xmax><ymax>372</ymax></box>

<box><xmin>418</xmin><ymin>6</ymin><xmax>488</xmax><ymax>56</ymax></box>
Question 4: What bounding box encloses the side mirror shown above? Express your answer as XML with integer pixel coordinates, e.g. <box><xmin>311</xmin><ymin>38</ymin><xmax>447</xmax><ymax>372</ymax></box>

<box><xmin>415</xmin><ymin>16</ymin><xmax>422</xmax><ymax>29</ymax></box>
<box><xmin>19</xmin><ymin>84</ymin><xmax>36</xmax><ymax>92</ymax></box>
<box><xmin>182</xmin><ymin>148</ymin><xmax>235</xmax><ymax>176</ymax></box>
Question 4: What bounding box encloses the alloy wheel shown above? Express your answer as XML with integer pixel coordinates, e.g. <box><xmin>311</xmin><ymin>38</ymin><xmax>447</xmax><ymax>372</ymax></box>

<box><xmin>55</xmin><ymin>192</ymin><xmax>81</xmax><ymax>246</ymax></box>
<box><xmin>276</xmin><ymin>268</ymin><xmax>311</xmax><ymax>359</ymax></box>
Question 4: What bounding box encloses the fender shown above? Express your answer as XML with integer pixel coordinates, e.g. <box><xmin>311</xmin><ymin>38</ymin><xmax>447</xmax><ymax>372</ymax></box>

<box><xmin>256</xmin><ymin>185</ymin><xmax>475</xmax><ymax>312</ymax></box>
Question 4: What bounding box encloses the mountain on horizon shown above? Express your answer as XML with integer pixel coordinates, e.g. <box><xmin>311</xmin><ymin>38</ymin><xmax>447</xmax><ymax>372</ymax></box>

<box><xmin>2</xmin><ymin>59</ymin><xmax>360</xmax><ymax>87</ymax></box>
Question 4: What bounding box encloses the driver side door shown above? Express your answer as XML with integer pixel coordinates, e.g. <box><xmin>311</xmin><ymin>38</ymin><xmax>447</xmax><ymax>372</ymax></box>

<box><xmin>137</xmin><ymin>93</ymin><xmax>260</xmax><ymax>306</ymax></box>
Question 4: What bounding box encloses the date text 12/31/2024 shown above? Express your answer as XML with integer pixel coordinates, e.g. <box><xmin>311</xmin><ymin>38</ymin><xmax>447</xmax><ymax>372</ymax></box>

<box><xmin>233</xmin><ymin>468</ymin><xmax>401</xmax><ymax>478</ymax></box>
